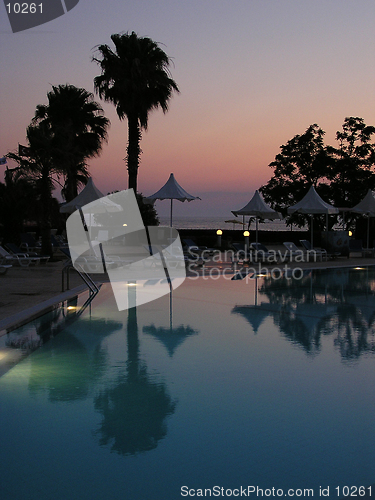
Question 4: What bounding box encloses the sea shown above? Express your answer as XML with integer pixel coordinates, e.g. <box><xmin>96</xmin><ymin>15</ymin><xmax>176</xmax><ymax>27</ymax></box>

<box><xmin>158</xmin><ymin>216</ymin><xmax>306</xmax><ymax>231</ymax></box>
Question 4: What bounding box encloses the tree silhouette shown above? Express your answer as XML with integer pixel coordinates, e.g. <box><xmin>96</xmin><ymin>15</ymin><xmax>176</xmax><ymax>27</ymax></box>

<box><xmin>32</xmin><ymin>84</ymin><xmax>109</xmax><ymax>202</ymax></box>
<box><xmin>260</xmin><ymin>118</ymin><xmax>375</xmax><ymax>231</ymax></box>
<box><xmin>7</xmin><ymin>121</ymin><xmax>59</xmax><ymax>256</ymax></box>
<box><xmin>0</xmin><ymin>169</ymin><xmax>36</xmax><ymax>243</ymax></box>
<box><xmin>327</xmin><ymin>117</ymin><xmax>375</xmax><ymax>230</ymax></box>
<box><xmin>260</xmin><ymin>124</ymin><xmax>331</xmax><ymax>227</ymax></box>
<box><xmin>93</xmin><ymin>31</ymin><xmax>179</xmax><ymax>193</ymax></box>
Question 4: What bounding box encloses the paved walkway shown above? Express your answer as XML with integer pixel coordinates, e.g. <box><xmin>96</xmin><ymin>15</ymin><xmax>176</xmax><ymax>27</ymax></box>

<box><xmin>0</xmin><ymin>259</ymin><xmax>108</xmax><ymax>330</ymax></box>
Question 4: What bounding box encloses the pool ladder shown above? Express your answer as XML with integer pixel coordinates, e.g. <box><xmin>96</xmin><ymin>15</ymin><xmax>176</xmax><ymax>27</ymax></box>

<box><xmin>62</xmin><ymin>260</ymin><xmax>100</xmax><ymax>296</ymax></box>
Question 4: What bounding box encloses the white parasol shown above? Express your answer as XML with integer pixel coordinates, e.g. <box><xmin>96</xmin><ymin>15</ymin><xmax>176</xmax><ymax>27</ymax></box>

<box><xmin>232</xmin><ymin>190</ymin><xmax>282</xmax><ymax>244</ymax></box>
<box><xmin>350</xmin><ymin>189</ymin><xmax>375</xmax><ymax>249</ymax></box>
<box><xmin>146</xmin><ymin>173</ymin><xmax>201</xmax><ymax>227</ymax></box>
<box><xmin>288</xmin><ymin>186</ymin><xmax>339</xmax><ymax>246</ymax></box>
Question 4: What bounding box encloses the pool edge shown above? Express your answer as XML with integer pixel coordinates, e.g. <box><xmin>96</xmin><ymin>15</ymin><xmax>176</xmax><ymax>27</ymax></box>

<box><xmin>0</xmin><ymin>284</ymin><xmax>89</xmax><ymax>335</ymax></box>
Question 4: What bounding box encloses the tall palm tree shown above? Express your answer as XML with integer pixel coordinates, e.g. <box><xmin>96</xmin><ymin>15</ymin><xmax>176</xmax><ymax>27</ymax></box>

<box><xmin>33</xmin><ymin>84</ymin><xmax>110</xmax><ymax>201</ymax></box>
<box><xmin>93</xmin><ymin>31</ymin><xmax>179</xmax><ymax>193</ymax></box>
<box><xmin>0</xmin><ymin>168</ymin><xmax>36</xmax><ymax>244</ymax></box>
<box><xmin>7</xmin><ymin>121</ymin><xmax>58</xmax><ymax>257</ymax></box>
<box><xmin>6</xmin><ymin>84</ymin><xmax>109</xmax><ymax>256</ymax></box>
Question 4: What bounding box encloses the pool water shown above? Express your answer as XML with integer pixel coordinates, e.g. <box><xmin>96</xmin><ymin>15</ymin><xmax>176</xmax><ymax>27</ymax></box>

<box><xmin>0</xmin><ymin>268</ymin><xmax>374</xmax><ymax>499</ymax></box>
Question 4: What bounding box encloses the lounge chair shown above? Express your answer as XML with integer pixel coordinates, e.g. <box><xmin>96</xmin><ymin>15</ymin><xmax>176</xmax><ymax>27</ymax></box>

<box><xmin>183</xmin><ymin>239</ymin><xmax>215</xmax><ymax>257</ymax></box>
<box><xmin>299</xmin><ymin>240</ymin><xmax>328</xmax><ymax>261</ymax></box>
<box><xmin>231</xmin><ymin>242</ymin><xmax>252</xmax><ymax>264</ymax></box>
<box><xmin>59</xmin><ymin>244</ymin><xmax>121</xmax><ymax>273</ymax></box>
<box><xmin>283</xmin><ymin>242</ymin><xmax>305</xmax><ymax>261</ymax></box>
<box><xmin>5</xmin><ymin>243</ymin><xmax>41</xmax><ymax>265</ymax></box>
<box><xmin>232</xmin><ymin>242</ymin><xmax>277</xmax><ymax>264</ymax></box>
<box><xmin>51</xmin><ymin>234</ymin><xmax>69</xmax><ymax>251</ymax></box>
<box><xmin>250</xmin><ymin>242</ymin><xmax>278</xmax><ymax>263</ymax></box>
<box><xmin>6</xmin><ymin>243</ymin><xmax>50</xmax><ymax>264</ymax></box>
<box><xmin>143</xmin><ymin>243</ymin><xmax>187</xmax><ymax>269</ymax></box>
<box><xmin>0</xmin><ymin>245</ymin><xmax>32</xmax><ymax>267</ymax></box>
<box><xmin>90</xmin><ymin>240</ymin><xmax>138</xmax><ymax>269</ymax></box>
<box><xmin>20</xmin><ymin>233</ymin><xmax>41</xmax><ymax>252</ymax></box>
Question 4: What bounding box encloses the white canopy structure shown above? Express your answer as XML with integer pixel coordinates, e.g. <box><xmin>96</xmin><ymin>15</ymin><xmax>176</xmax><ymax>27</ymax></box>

<box><xmin>60</xmin><ymin>178</ymin><xmax>105</xmax><ymax>213</ymax></box>
<box><xmin>146</xmin><ymin>173</ymin><xmax>201</xmax><ymax>226</ymax></box>
<box><xmin>287</xmin><ymin>186</ymin><xmax>339</xmax><ymax>246</ymax></box>
<box><xmin>232</xmin><ymin>190</ymin><xmax>282</xmax><ymax>244</ymax></box>
<box><xmin>351</xmin><ymin>189</ymin><xmax>375</xmax><ymax>215</ymax></box>
<box><xmin>61</xmin><ymin>178</ymin><xmax>122</xmax><ymax>259</ymax></box>
<box><xmin>287</xmin><ymin>186</ymin><xmax>339</xmax><ymax>215</ymax></box>
<box><xmin>351</xmin><ymin>189</ymin><xmax>375</xmax><ymax>248</ymax></box>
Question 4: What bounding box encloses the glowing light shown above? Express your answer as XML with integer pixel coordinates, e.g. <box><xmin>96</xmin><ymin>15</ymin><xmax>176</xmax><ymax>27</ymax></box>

<box><xmin>249</xmin><ymin>272</ymin><xmax>268</xmax><ymax>279</ymax></box>
<box><xmin>349</xmin><ymin>231</ymin><xmax>353</xmax><ymax>237</ymax></box>
<box><xmin>67</xmin><ymin>306</ymin><xmax>76</xmax><ymax>310</ymax></box>
<box><xmin>243</xmin><ymin>231</ymin><xmax>250</xmax><ymax>237</ymax></box>
<box><xmin>216</xmin><ymin>230</ymin><xmax>222</xmax><ymax>235</ymax></box>
<box><xmin>354</xmin><ymin>267</ymin><xmax>364</xmax><ymax>270</ymax></box>
<box><xmin>123</xmin><ymin>223</ymin><xmax>127</xmax><ymax>226</ymax></box>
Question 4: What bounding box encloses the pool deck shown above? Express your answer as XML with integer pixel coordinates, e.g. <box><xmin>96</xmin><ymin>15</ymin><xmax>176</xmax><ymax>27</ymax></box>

<box><xmin>1</xmin><ymin>248</ymin><xmax>375</xmax><ymax>332</ymax></box>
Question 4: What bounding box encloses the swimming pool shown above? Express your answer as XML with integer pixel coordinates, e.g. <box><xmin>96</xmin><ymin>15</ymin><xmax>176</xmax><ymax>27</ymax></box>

<box><xmin>0</xmin><ymin>268</ymin><xmax>374</xmax><ymax>499</ymax></box>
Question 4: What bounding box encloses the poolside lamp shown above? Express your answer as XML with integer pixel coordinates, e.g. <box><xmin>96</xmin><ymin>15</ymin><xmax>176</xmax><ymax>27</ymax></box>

<box><xmin>243</xmin><ymin>230</ymin><xmax>250</xmax><ymax>248</ymax></box>
<box><xmin>216</xmin><ymin>229</ymin><xmax>222</xmax><ymax>247</ymax></box>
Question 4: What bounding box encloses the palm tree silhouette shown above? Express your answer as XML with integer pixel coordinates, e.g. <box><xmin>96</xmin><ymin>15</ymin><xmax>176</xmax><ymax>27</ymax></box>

<box><xmin>93</xmin><ymin>285</ymin><xmax>176</xmax><ymax>455</ymax></box>
<box><xmin>7</xmin><ymin>122</ymin><xmax>58</xmax><ymax>256</ymax></box>
<box><xmin>93</xmin><ymin>31</ymin><xmax>179</xmax><ymax>193</ymax></box>
<box><xmin>6</xmin><ymin>85</ymin><xmax>108</xmax><ymax>255</ymax></box>
<box><xmin>32</xmin><ymin>84</ymin><xmax>110</xmax><ymax>202</ymax></box>
<box><xmin>0</xmin><ymin>168</ymin><xmax>36</xmax><ymax>243</ymax></box>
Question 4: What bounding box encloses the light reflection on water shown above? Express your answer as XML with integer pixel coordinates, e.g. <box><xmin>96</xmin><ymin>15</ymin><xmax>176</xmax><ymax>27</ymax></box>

<box><xmin>0</xmin><ymin>268</ymin><xmax>374</xmax><ymax>499</ymax></box>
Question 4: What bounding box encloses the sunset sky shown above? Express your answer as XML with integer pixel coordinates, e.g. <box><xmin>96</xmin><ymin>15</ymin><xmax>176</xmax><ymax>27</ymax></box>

<box><xmin>0</xmin><ymin>0</ymin><xmax>374</xmax><ymax>217</ymax></box>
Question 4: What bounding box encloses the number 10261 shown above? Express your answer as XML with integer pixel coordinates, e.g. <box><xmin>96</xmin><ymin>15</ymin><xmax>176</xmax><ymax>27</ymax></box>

<box><xmin>6</xmin><ymin>3</ymin><xmax>43</xmax><ymax>14</ymax></box>
<box><xmin>336</xmin><ymin>486</ymin><xmax>372</xmax><ymax>497</ymax></box>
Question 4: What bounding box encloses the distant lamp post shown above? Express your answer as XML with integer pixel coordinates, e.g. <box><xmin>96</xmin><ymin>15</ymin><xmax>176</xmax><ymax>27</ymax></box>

<box><xmin>243</xmin><ymin>230</ymin><xmax>250</xmax><ymax>249</ymax></box>
<box><xmin>349</xmin><ymin>230</ymin><xmax>353</xmax><ymax>237</ymax></box>
<box><xmin>216</xmin><ymin>229</ymin><xmax>222</xmax><ymax>247</ymax></box>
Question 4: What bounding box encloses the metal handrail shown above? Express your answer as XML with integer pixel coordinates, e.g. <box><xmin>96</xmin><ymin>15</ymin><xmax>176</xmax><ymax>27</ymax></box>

<box><xmin>62</xmin><ymin>260</ymin><xmax>100</xmax><ymax>295</ymax></box>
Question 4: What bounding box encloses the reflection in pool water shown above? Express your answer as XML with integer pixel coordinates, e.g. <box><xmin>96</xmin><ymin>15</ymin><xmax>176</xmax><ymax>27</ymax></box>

<box><xmin>0</xmin><ymin>268</ymin><xmax>374</xmax><ymax>499</ymax></box>
<box><xmin>93</xmin><ymin>305</ymin><xmax>176</xmax><ymax>455</ymax></box>
<box><xmin>233</xmin><ymin>268</ymin><xmax>375</xmax><ymax>359</ymax></box>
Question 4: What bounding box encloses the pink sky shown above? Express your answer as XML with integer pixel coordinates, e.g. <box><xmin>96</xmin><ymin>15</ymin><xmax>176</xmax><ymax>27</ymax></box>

<box><xmin>1</xmin><ymin>0</ymin><xmax>374</xmax><ymax>217</ymax></box>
